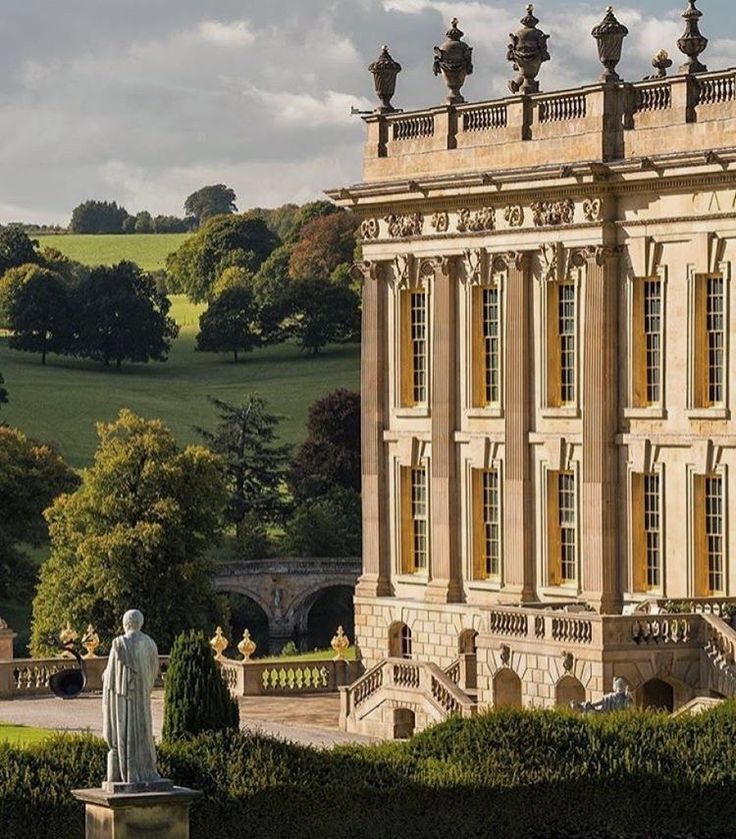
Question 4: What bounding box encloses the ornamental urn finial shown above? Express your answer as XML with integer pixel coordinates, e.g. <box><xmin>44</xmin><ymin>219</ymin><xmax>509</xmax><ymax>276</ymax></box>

<box><xmin>677</xmin><ymin>0</ymin><xmax>708</xmax><ymax>75</ymax></box>
<box><xmin>507</xmin><ymin>4</ymin><xmax>551</xmax><ymax>95</ymax></box>
<box><xmin>648</xmin><ymin>49</ymin><xmax>673</xmax><ymax>79</ymax></box>
<box><xmin>368</xmin><ymin>45</ymin><xmax>402</xmax><ymax>114</ymax></box>
<box><xmin>81</xmin><ymin>624</ymin><xmax>101</xmax><ymax>659</ymax></box>
<box><xmin>331</xmin><ymin>626</ymin><xmax>350</xmax><ymax>660</ymax></box>
<box><xmin>591</xmin><ymin>6</ymin><xmax>629</xmax><ymax>83</ymax></box>
<box><xmin>433</xmin><ymin>18</ymin><xmax>474</xmax><ymax>105</ymax></box>
<box><xmin>209</xmin><ymin>626</ymin><xmax>229</xmax><ymax>661</ymax></box>
<box><xmin>237</xmin><ymin>628</ymin><xmax>257</xmax><ymax>662</ymax></box>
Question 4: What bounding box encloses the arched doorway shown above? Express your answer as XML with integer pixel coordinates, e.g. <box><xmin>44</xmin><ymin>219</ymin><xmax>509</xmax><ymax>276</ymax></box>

<box><xmin>555</xmin><ymin>675</ymin><xmax>585</xmax><ymax>707</ymax></box>
<box><xmin>304</xmin><ymin>585</ymin><xmax>354</xmax><ymax>651</ymax></box>
<box><xmin>640</xmin><ymin>678</ymin><xmax>675</xmax><ymax>712</ymax></box>
<box><xmin>393</xmin><ymin>708</ymin><xmax>416</xmax><ymax>739</ymax></box>
<box><xmin>458</xmin><ymin>629</ymin><xmax>478</xmax><ymax>654</ymax></box>
<box><xmin>389</xmin><ymin>622</ymin><xmax>412</xmax><ymax>659</ymax></box>
<box><xmin>494</xmin><ymin>669</ymin><xmax>522</xmax><ymax>709</ymax></box>
<box><xmin>225</xmin><ymin>592</ymin><xmax>270</xmax><ymax>657</ymax></box>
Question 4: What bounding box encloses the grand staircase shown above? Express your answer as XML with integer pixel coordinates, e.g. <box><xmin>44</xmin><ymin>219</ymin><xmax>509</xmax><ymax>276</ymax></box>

<box><xmin>340</xmin><ymin>654</ymin><xmax>477</xmax><ymax>738</ymax></box>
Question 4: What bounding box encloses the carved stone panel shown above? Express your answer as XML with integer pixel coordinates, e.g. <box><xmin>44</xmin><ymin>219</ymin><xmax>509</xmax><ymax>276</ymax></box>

<box><xmin>531</xmin><ymin>199</ymin><xmax>574</xmax><ymax>227</ymax></box>
<box><xmin>457</xmin><ymin>207</ymin><xmax>495</xmax><ymax>233</ymax></box>
<box><xmin>385</xmin><ymin>213</ymin><xmax>424</xmax><ymax>238</ymax></box>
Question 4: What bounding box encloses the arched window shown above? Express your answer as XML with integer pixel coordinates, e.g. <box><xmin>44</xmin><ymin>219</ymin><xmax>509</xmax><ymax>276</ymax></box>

<box><xmin>389</xmin><ymin>622</ymin><xmax>412</xmax><ymax>659</ymax></box>
<box><xmin>555</xmin><ymin>675</ymin><xmax>585</xmax><ymax>707</ymax></box>
<box><xmin>493</xmin><ymin>669</ymin><xmax>522</xmax><ymax>709</ymax></box>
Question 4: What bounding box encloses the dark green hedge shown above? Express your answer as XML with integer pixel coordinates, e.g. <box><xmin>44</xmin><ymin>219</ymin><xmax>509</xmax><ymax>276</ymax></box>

<box><xmin>3</xmin><ymin>706</ymin><xmax>736</xmax><ymax>838</ymax></box>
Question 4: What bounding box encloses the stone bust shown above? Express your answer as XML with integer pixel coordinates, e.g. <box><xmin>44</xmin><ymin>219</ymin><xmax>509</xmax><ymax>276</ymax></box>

<box><xmin>102</xmin><ymin>609</ymin><xmax>171</xmax><ymax>792</ymax></box>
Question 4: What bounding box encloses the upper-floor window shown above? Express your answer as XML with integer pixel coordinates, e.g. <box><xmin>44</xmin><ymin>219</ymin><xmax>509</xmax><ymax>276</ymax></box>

<box><xmin>472</xmin><ymin>285</ymin><xmax>501</xmax><ymax>408</ymax></box>
<box><xmin>644</xmin><ymin>279</ymin><xmax>663</xmax><ymax>405</ymax></box>
<box><xmin>632</xmin><ymin>472</ymin><xmax>662</xmax><ymax>592</ymax></box>
<box><xmin>547</xmin><ymin>281</ymin><xmax>576</xmax><ymax>408</ymax></box>
<box><xmin>706</xmin><ymin>277</ymin><xmax>725</xmax><ymax>406</ymax></box>
<box><xmin>400</xmin><ymin>290</ymin><xmax>428</xmax><ymax>407</ymax></box>
<box><xmin>692</xmin><ymin>272</ymin><xmax>727</xmax><ymax>411</ymax></box>
<box><xmin>547</xmin><ymin>469</ymin><xmax>577</xmax><ymax>586</ymax></box>
<box><xmin>694</xmin><ymin>473</ymin><xmax>725</xmax><ymax>596</ymax></box>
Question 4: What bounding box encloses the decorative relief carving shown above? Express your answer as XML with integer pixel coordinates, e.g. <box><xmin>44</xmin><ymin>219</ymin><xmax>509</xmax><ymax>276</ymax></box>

<box><xmin>457</xmin><ymin>206</ymin><xmax>495</xmax><ymax>233</ymax></box>
<box><xmin>462</xmin><ymin>248</ymin><xmax>487</xmax><ymax>285</ymax></box>
<box><xmin>562</xmin><ymin>651</ymin><xmax>575</xmax><ymax>673</ymax></box>
<box><xmin>504</xmin><ymin>204</ymin><xmax>525</xmax><ymax>227</ymax></box>
<box><xmin>393</xmin><ymin>254</ymin><xmax>415</xmax><ymax>288</ymax></box>
<box><xmin>499</xmin><ymin>644</ymin><xmax>511</xmax><ymax>666</ymax></box>
<box><xmin>385</xmin><ymin>212</ymin><xmax>424</xmax><ymax>238</ymax></box>
<box><xmin>540</xmin><ymin>242</ymin><xmax>562</xmax><ymax>282</ymax></box>
<box><xmin>350</xmin><ymin>261</ymin><xmax>384</xmax><ymax>284</ymax></box>
<box><xmin>582</xmin><ymin>197</ymin><xmax>602</xmax><ymax>222</ymax></box>
<box><xmin>531</xmin><ymin>199</ymin><xmax>575</xmax><ymax>227</ymax></box>
<box><xmin>431</xmin><ymin>211</ymin><xmax>450</xmax><ymax>233</ymax></box>
<box><xmin>360</xmin><ymin>218</ymin><xmax>380</xmax><ymax>240</ymax></box>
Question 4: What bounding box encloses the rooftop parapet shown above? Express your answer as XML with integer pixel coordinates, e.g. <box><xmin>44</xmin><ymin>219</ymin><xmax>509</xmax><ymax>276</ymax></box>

<box><xmin>361</xmin><ymin>69</ymin><xmax>736</xmax><ymax>183</ymax></box>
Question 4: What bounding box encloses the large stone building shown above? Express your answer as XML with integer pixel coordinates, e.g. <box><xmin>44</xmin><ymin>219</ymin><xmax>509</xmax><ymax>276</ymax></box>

<box><xmin>331</xmin><ymin>4</ymin><xmax>736</xmax><ymax>738</ymax></box>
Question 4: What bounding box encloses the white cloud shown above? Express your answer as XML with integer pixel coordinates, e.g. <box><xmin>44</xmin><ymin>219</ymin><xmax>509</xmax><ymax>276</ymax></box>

<box><xmin>198</xmin><ymin>20</ymin><xmax>255</xmax><ymax>46</ymax></box>
<box><xmin>246</xmin><ymin>88</ymin><xmax>373</xmax><ymax>127</ymax></box>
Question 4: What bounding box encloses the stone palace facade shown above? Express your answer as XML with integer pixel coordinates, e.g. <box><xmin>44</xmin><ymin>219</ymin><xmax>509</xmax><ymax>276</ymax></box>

<box><xmin>332</xmin><ymin>4</ymin><xmax>736</xmax><ymax>738</ymax></box>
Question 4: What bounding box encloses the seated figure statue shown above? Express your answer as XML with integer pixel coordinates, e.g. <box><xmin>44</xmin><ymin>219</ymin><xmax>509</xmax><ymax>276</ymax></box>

<box><xmin>571</xmin><ymin>677</ymin><xmax>633</xmax><ymax>714</ymax></box>
<box><xmin>102</xmin><ymin>609</ymin><xmax>172</xmax><ymax>792</ymax></box>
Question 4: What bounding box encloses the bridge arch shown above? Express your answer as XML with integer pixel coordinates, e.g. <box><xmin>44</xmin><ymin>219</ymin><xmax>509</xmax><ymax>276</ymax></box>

<box><xmin>289</xmin><ymin>582</ymin><xmax>356</xmax><ymax>652</ymax></box>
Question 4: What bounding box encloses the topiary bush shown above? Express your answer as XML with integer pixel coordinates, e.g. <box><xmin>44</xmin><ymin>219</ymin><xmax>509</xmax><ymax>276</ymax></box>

<box><xmin>162</xmin><ymin>630</ymin><xmax>239</xmax><ymax>743</ymax></box>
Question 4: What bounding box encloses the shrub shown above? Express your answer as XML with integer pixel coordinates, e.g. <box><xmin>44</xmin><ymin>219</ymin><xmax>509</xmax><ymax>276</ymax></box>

<box><xmin>283</xmin><ymin>487</ymin><xmax>361</xmax><ymax>558</ymax></box>
<box><xmin>162</xmin><ymin>630</ymin><xmax>239</xmax><ymax>743</ymax></box>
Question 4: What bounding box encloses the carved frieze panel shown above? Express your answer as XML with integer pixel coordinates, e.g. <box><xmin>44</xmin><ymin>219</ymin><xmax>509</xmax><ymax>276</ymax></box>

<box><xmin>457</xmin><ymin>206</ymin><xmax>495</xmax><ymax>233</ymax></box>
<box><xmin>385</xmin><ymin>212</ymin><xmax>424</xmax><ymax>238</ymax></box>
<box><xmin>431</xmin><ymin>211</ymin><xmax>449</xmax><ymax>233</ymax></box>
<box><xmin>360</xmin><ymin>218</ymin><xmax>380</xmax><ymax>240</ymax></box>
<box><xmin>462</xmin><ymin>248</ymin><xmax>488</xmax><ymax>285</ymax></box>
<box><xmin>531</xmin><ymin>199</ymin><xmax>574</xmax><ymax>227</ymax></box>
<box><xmin>504</xmin><ymin>204</ymin><xmax>525</xmax><ymax>227</ymax></box>
<box><xmin>582</xmin><ymin>197</ymin><xmax>602</xmax><ymax>222</ymax></box>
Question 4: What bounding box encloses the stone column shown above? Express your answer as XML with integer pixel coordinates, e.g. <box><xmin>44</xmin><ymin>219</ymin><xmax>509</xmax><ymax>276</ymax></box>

<box><xmin>501</xmin><ymin>251</ymin><xmax>536</xmax><ymax>602</ymax></box>
<box><xmin>581</xmin><ymin>246</ymin><xmax>621</xmax><ymax>614</ymax></box>
<box><xmin>353</xmin><ymin>262</ymin><xmax>392</xmax><ymax>598</ymax></box>
<box><xmin>73</xmin><ymin>788</ymin><xmax>201</xmax><ymax>839</ymax></box>
<box><xmin>425</xmin><ymin>257</ymin><xmax>462</xmax><ymax>604</ymax></box>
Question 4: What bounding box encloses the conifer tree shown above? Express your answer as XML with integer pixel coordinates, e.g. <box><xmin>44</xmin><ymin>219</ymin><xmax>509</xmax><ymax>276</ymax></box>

<box><xmin>162</xmin><ymin>630</ymin><xmax>239</xmax><ymax>743</ymax></box>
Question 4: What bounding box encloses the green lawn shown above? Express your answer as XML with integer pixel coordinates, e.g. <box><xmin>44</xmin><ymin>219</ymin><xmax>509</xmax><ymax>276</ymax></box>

<box><xmin>37</xmin><ymin>233</ymin><xmax>190</xmax><ymax>272</ymax></box>
<box><xmin>254</xmin><ymin>647</ymin><xmax>357</xmax><ymax>664</ymax></box>
<box><xmin>0</xmin><ymin>296</ymin><xmax>360</xmax><ymax>469</ymax></box>
<box><xmin>0</xmin><ymin>723</ymin><xmax>53</xmax><ymax>747</ymax></box>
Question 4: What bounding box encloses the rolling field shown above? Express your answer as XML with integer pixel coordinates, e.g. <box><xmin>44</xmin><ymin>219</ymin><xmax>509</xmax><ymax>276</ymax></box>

<box><xmin>36</xmin><ymin>233</ymin><xmax>190</xmax><ymax>272</ymax></box>
<box><xmin>0</xmin><ymin>296</ymin><xmax>360</xmax><ymax>469</ymax></box>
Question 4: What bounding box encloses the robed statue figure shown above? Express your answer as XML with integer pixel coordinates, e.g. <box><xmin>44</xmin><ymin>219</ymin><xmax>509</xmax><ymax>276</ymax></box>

<box><xmin>102</xmin><ymin>609</ymin><xmax>167</xmax><ymax>791</ymax></box>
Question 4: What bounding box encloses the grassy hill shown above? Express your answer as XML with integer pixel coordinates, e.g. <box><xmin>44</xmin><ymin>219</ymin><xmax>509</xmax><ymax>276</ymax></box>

<box><xmin>0</xmin><ymin>296</ymin><xmax>360</xmax><ymax>469</ymax></box>
<box><xmin>36</xmin><ymin>233</ymin><xmax>189</xmax><ymax>272</ymax></box>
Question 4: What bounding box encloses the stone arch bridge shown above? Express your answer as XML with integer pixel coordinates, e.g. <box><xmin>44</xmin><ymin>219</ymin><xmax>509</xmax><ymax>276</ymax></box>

<box><xmin>213</xmin><ymin>558</ymin><xmax>361</xmax><ymax>654</ymax></box>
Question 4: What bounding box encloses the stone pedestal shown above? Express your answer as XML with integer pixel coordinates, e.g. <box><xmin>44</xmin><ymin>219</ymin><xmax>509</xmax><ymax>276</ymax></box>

<box><xmin>73</xmin><ymin>786</ymin><xmax>202</xmax><ymax>839</ymax></box>
<box><xmin>0</xmin><ymin>625</ymin><xmax>16</xmax><ymax>661</ymax></box>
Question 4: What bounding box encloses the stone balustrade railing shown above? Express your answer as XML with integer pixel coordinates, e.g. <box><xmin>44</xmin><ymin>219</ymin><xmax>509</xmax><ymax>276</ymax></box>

<box><xmin>701</xmin><ymin>615</ymin><xmax>736</xmax><ymax>697</ymax></box>
<box><xmin>0</xmin><ymin>656</ymin><xmax>169</xmax><ymax>700</ymax></box>
<box><xmin>218</xmin><ymin>657</ymin><xmax>362</xmax><ymax>698</ymax></box>
<box><xmin>361</xmin><ymin>68</ymin><xmax>736</xmax><ymax>182</ymax></box>
<box><xmin>444</xmin><ymin>653</ymin><xmax>477</xmax><ymax>693</ymax></box>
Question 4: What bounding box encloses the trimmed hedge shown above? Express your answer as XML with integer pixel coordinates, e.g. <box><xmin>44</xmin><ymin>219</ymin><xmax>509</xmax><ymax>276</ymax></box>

<box><xmin>3</xmin><ymin>706</ymin><xmax>736</xmax><ymax>838</ymax></box>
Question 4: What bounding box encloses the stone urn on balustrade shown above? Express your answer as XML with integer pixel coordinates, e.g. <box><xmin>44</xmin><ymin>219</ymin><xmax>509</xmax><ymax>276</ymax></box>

<box><xmin>433</xmin><ymin>19</ymin><xmax>474</xmax><ymax>105</ymax></box>
<box><xmin>507</xmin><ymin>4</ymin><xmax>550</xmax><ymax>95</ymax></box>
<box><xmin>591</xmin><ymin>6</ymin><xmax>629</xmax><ymax>83</ymax></box>
<box><xmin>368</xmin><ymin>45</ymin><xmax>402</xmax><ymax>114</ymax></box>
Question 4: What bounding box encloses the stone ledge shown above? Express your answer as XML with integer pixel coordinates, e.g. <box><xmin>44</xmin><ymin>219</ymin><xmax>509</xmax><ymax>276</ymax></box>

<box><xmin>72</xmin><ymin>786</ymin><xmax>202</xmax><ymax>809</ymax></box>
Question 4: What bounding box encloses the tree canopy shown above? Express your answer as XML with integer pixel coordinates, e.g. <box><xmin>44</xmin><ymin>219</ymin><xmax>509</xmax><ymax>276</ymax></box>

<box><xmin>0</xmin><ymin>227</ymin><xmax>42</xmax><ymax>275</ymax></box>
<box><xmin>74</xmin><ymin>261</ymin><xmax>179</xmax><ymax>367</ymax></box>
<box><xmin>287</xmin><ymin>273</ymin><xmax>360</xmax><ymax>355</ymax></box>
<box><xmin>196</xmin><ymin>283</ymin><xmax>261</xmax><ymax>363</ymax></box>
<box><xmin>0</xmin><ymin>426</ymin><xmax>79</xmax><ymax>599</ymax></box>
<box><xmin>31</xmin><ymin>410</ymin><xmax>228</xmax><ymax>655</ymax></box>
<box><xmin>185</xmin><ymin>185</ymin><xmax>238</xmax><ymax>225</ymax></box>
<box><xmin>166</xmin><ymin>214</ymin><xmax>279</xmax><ymax>303</ymax></box>
<box><xmin>0</xmin><ymin>371</ymin><xmax>7</xmax><ymax>408</ymax></box>
<box><xmin>288</xmin><ymin>212</ymin><xmax>359</xmax><ymax>281</ymax></box>
<box><xmin>8</xmin><ymin>267</ymin><xmax>70</xmax><ymax>365</ymax></box>
<box><xmin>69</xmin><ymin>200</ymin><xmax>130</xmax><ymax>234</ymax></box>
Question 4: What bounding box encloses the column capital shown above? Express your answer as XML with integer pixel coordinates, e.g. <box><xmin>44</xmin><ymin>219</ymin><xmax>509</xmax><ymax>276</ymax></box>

<box><xmin>350</xmin><ymin>260</ymin><xmax>386</xmax><ymax>284</ymax></box>
<box><xmin>579</xmin><ymin>244</ymin><xmax>623</xmax><ymax>267</ymax></box>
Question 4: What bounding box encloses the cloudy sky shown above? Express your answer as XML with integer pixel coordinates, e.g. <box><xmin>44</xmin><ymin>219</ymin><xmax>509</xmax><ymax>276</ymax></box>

<box><xmin>0</xmin><ymin>0</ymin><xmax>733</xmax><ymax>225</ymax></box>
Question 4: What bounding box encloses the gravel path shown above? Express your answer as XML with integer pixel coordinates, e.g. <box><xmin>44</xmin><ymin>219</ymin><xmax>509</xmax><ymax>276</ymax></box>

<box><xmin>0</xmin><ymin>691</ymin><xmax>377</xmax><ymax>749</ymax></box>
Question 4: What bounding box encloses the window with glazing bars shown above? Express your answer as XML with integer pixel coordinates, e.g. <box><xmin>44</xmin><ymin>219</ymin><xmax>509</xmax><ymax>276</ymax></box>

<box><xmin>558</xmin><ymin>283</ymin><xmax>576</xmax><ymax>405</ymax></box>
<box><xmin>411</xmin><ymin>291</ymin><xmax>427</xmax><ymax>405</ymax></box>
<box><xmin>558</xmin><ymin>471</ymin><xmax>576</xmax><ymax>583</ymax></box>
<box><xmin>707</xmin><ymin>277</ymin><xmax>725</xmax><ymax>405</ymax></box>
<box><xmin>644</xmin><ymin>474</ymin><xmax>661</xmax><ymax>590</ymax></box>
<box><xmin>483</xmin><ymin>287</ymin><xmax>500</xmax><ymax>405</ymax></box>
<box><xmin>483</xmin><ymin>470</ymin><xmax>500</xmax><ymax>578</ymax></box>
<box><xmin>644</xmin><ymin>280</ymin><xmax>662</xmax><ymax>405</ymax></box>
<box><xmin>706</xmin><ymin>476</ymin><xmax>724</xmax><ymax>593</ymax></box>
<box><xmin>411</xmin><ymin>466</ymin><xmax>428</xmax><ymax>571</ymax></box>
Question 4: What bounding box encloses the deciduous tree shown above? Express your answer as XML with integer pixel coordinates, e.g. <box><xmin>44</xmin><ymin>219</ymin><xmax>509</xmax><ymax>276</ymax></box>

<box><xmin>8</xmin><ymin>267</ymin><xmax>70</xmax><ymax>364</ymax></box>
<box><xmin>288</xmin><ymin>212</ymin><xmax>359</xmax><ymax>281</ymax></box>
<box><xmin>166</xmin><ymin>214</ymin><xmax>278</xmax><ymax>303</ymax></box>
<box><xmin>287</xmin><ymin>273</ymin><xmax>360</xmax><ymax>355</ymax></box>
<box><xmin>69</xmin><ymin>200</ymin><xmax>130</xmax><ymax>234</ymax></box>
<box><xmin>196</xmin><ymin>284</ymin><xmax>261</xmax><ymax>363</ymax></box>
<box><xmin>31</xmin><ymin>410</ymin><xmax>228</xmax><ymax>655</ymax></box>
<box><xmin>0</xmin><ymin>227</ymin><xmax>42</xmax><ymax>275</ymax></box>
<box><xmin>184</xmin><ymin>185</ymin><xmax>238</xmax><ymax>225</ymax></box>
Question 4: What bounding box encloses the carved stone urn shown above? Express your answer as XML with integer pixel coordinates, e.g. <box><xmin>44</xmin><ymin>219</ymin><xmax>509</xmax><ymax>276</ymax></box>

<box><xmin>81</xmin><ymin>624</ymin><xmax>101</xmax><ymax>659</ymax></box>
<box><xmin>433</xmin><ymin>19</ymin><xmax>474</xmax><ymax>105</ymax></box>
<box><xmin>648</xmin><ymin>49</ymin><xmax>673</xmax><ymax>80</ymax></box>
<box><xmin>677</xmin><ymin>0</ymin><xmax>708</xmax><ymax>75</ymax></box>
<box><xmin>368</xmin><ymin>45</ymin><xmax>402</xmax><ymax>114</ymax></box>
<box><xmin>591</xmin><ymin>6</ymin><xmax>629</xmax><ymax>83</ymax></box>
<box><xmin>507</xmin><ymin>4</ymin><xmax>550</xmax><ymax>95</ymax></box>
<box><xmin>209</xmin><ymin>626</ymin><xmax>229</xmax><ymax>661</ymax></box>
<box><xmin>237</xmin><ymin>629</ymin><xmax>257</xmax><ymax>662</ymax></box>
<box><xmin>331</xmin><ymin>626</ymin><xmax>350</xmax><ymax>660</ymax></box>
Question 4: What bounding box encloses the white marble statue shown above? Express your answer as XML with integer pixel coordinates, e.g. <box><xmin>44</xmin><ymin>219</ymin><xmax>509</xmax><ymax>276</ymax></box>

<box><xmin>572</xmin><ymin>677</ymin><xmax>633</xmax><ymax>714</ymax></box>
<box><xmin>102</xmin><ymin>609</ymin><xmax>167</xmax><ymax>791</ymax></box>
